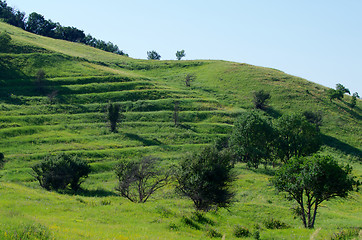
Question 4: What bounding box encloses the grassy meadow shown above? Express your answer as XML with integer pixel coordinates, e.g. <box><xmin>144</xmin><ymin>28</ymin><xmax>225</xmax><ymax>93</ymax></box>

<box><xmin>0</xmin><ymin>21</ymin><xmax>361</xmax><ymax>239</ymax></box>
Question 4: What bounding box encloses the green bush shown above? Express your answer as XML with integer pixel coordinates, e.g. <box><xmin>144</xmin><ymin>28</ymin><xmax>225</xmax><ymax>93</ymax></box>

<box><xmin>32</xmin><ymin>153</ymin><xmax>91</xmax><ymax>191</ymax></box>
<box><xmin>1</xmin><ymin>223</ymin><xmax>53</xmax><ymax>240</ymax></box>
<box><xmin>205</xmin><ymin>227</ymin><xmax>222</xmax><ymax>238</ymax></box>
<box><xmin>263</xmin><ymin>217</ymin><xmax>290</xmax><ymax>229</ymax></box>
<box><xmin>233</xmin><ymin>225</ymin><xmax>251</xmax><ymax>238</ymax></box>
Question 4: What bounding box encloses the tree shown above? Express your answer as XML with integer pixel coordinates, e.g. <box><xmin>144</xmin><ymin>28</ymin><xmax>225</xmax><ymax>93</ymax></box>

<box><xmin>176</xmin><ymin>146</ymin><xmax>235</xmax><ymax>211</ymax></box>
<box><xmin>26</xmin><ymin>12</ymin><xmax>56</xmax><ymax>37</ymax></box>
<box><xmin>275</xmin><ymin>113</ymin><xmax>321</xmax><ymax>162</ymax></box>
<box><xmin>176</xmin><ymin>50</ymin><xmax>186</xmax><ymax>60</ymax></box>
<box><xmin>336</xmin><ymin>83</ymin><xmax>350</xmax><ymax>95</ymax></box>
<box><xmin>230</xmin><ymin>111</ymin><xmax>275</xmax><ymax>168</ymax></box>
<box><xmin>115</xmin><ymin>156</ymin><xmax>173</xmax><ymax>203</ymax></box>
<box><xmin>328</xmin><ymin>83</ymin><xmax>350</xmax><ymax>101</ymax></box>
<box><xmin>0</xmin><ymin>31</ymin><xmax>11</xmax><ymax>52</ymax></box>
<box><xmin>252</xmin><ymin>90</ymin><xmax>271</xmax><ymax>110</ymax></box>
<box><xmin>350</xmin><ymin>92</ymin><xmax>359</xmax><ymax>108</ymax></box>
<box><xmin>32</xmin><ymin>153</ymin><xmax>91</xmax><ymax>191</ymax></box>
<box><xmin>272</xmin><ymin>155</ymin><xmax>358</xmax><ymax>228</ymax></box>
<box><xmin>107</xmin><ymin>102</ymin><xmax>122</xmax><ymax>133</ymax></box>
<box><xmin>147</xmin><ymin>50</ymin><xmax>161</xmax><ymax>60</ymax></box>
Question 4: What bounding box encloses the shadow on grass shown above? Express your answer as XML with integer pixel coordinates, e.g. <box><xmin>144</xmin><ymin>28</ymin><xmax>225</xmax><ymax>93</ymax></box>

<box><xmin>63</xmin><ymin>188</ymin><xmax>118</xmax><ymax>197</ymax></box>
<box><xmin>124</xmin><ymin>133</ymin><xmax>163</xmax><ymax>146</ymax></box>
<box><xmin>264</xmin><ymin>107</ymin><xmax>282</xmax><ymax>119</ymax></box>
<box><xmin>322</xmin><ymin>134</ymin><xmax>362</xmax><ymax>161</ymax></box>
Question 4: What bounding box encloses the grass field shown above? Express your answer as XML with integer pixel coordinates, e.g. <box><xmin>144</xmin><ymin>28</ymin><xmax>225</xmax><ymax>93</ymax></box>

<box><xmin>0</xmin><ymin>21</ymin><xmax>361</xmax><ymax>239</ymax></box>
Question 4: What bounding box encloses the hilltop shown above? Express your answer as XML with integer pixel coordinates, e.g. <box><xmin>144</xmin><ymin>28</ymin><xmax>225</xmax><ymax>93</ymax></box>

<box><xmin>0</xmin><ymin>21</ymin><xmax>361</xmax><ymax>239</ymax></box>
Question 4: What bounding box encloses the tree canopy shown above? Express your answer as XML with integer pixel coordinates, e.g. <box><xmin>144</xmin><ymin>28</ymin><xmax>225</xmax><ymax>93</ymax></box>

<box><xmin>176</xmin><ymin>50</ymin><xmax>186</xmax><ymax>60</ymax></box>
<box><xmin>230</xmin><ymin>111</ymin><xmax>274</xmax><ymax>168</ymax></box>
<box><xmin>147</xmin><ymin>50</ymin><xmax>161</xmax><ymax>60</ymax></box>
<box><xmin>176</xmin><ymin>146</ymin><xmax>235</xmax><ymax>211</ymax></box>
<box><xmin>274</xmin><ymin>113</ymin><xmax>321</xmax><ymax>162</ymax></box>
<box><xmin>272</xmin><ymin>155</ymin><xmax>357</xmax><ymax>228</ymax></box>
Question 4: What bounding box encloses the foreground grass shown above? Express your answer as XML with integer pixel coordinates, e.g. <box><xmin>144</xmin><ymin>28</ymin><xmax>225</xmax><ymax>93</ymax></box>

<box><xmin>1</xmin><ymin>162</ymin><xmax>361</xmax><ymax>240</ymax></box>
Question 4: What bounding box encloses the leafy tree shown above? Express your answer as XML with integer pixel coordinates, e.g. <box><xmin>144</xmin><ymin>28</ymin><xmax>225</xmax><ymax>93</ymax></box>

<box><xmin>26</xmin><ymin>12</ymin><xmax>56</xmax><ymax>37</ymax></box>
<box><xmin>272</xmin><ymin>155</ymin><xmax>358</xmax><ymax>228</ymax></box>
<box><xmin>302</xmin><ymin>110</ymin><xmax>323</xmax><ymax>131</ymax></box>
<box><xmin>350</xmin><ymin>92</ymin><xmax>359</xmax><ymax>108</ymax></box>
<box><xmin>115</xmin><ymin>156</ymin><xmax>173</xmax><ymax>203</ymax></box>
<box><xmin>107</xmin><ymin>102</ymin><xmax>122</xmax><ymax>133</ymax></box>
<box><xmin>336</xmin><ymin>83</ymin><xmax>350</xmax><ymax>95</ymax></box>
<box><xmin>275</xmin><ymin>113</ymin><xmax>321</xmax><ymax>162</ymax></box>
<box><xmin>229</xmin><ymin>111</ymin><xmax>275</xmax><ymax>168</ymax></box>
<box><xmin>0</xmin><ymin>31</ymin><xmax>11</xmax><ymax>52</ymax></box>
<box><xmin>32</xmin><ymin>153</ymin><xmax>91</xmax><ymax>191</ymax></box>
<box><xmin>328</xmin><ymin>83</ymin><xmax>350</xmax><ymax>101</ymax></box>
<box><xmin>0</xmin><ymin>1</ymin><xmax>26</xmax><ymax>29</ymax></box>
<box><xmin>147</xmin><ymin>50</ymin><xmax>161</xmax><ymax>60</ymax></box>
<box><xmin>176</xmin><ymin>50</ymin><xmax>186</xmax><ymax>60</ymax></box>
<box><xmin>176</xmin><ymin>146</ymin><xmax>235</xmax><ymax>211</ymax></box>
<box><xmin>252</xmin><ymin>90</ymin><xmax>271</xmax><ymax>110</ymax></box>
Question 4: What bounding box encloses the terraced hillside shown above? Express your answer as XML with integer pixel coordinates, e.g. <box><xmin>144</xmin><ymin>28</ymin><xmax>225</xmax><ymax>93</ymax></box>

<box><xmin>0</xmin><ymin>21</ymin><xmax>361</xmax><ymax>240</ymax></box>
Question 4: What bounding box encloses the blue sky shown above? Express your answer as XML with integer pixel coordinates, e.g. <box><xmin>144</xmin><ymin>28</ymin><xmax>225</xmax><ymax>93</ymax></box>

<box><xmin>6</xmin><ymin>0</ymin><xmax>362</xmax><ymax>94</ymax></box>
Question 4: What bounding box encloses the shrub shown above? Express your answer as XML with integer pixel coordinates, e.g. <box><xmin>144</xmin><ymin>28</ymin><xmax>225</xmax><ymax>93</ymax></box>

<box><xmin>205</xmin><ymin>227</ymin><xmax>222</xmax><ymax>238</ymax></box>
<box><xmin>252</xmin><ymin>90</ymin><xmax>271</xmax><ymax>110</ymax></box>
<box><xmin>233</xmin><ymin>225</ymin><xmax>251</xmax><ymax>238</ymax></box>
<box><xmin>2</xmin><ymin>223</ymin><xmax>53</xmax><ymax>240</ymax></box>
<box><xmin>32</xmin><ymin>153</ymin><xmax>91</xmax><ymax>191</ymax></box>
<box><xmin>115</xmin><ymin>156</ymin><xmax>173</xmax><ymax>203</ymax></box>
<box><xmin>176</xmin><ymin>146</ymin><xmax>235</xmax><ymax>211</ymax></box>
<box><xmin>263</xmin><ymin>217</ymin><xmax>290</xmax><ymax>229</ymax></box>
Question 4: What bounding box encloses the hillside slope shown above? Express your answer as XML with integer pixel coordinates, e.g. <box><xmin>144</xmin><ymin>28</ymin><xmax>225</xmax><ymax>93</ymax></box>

<box><xmin>0</xmin><ymin>21</ymin><xmax>361</xmax><ymax>239</ymax></box>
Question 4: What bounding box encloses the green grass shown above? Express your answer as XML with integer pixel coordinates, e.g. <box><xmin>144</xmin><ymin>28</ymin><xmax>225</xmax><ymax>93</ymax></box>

<box><xmin>0</xmin><ymin>21</ymin><xmax>361</xmax><ymax>239</ymax></box>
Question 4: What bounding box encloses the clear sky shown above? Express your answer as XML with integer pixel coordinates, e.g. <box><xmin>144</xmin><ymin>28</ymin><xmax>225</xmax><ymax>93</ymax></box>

<box><xmin>5</xmin><ymin>0</ymin><xmax>362</xmax><ymax>94</ymax></box>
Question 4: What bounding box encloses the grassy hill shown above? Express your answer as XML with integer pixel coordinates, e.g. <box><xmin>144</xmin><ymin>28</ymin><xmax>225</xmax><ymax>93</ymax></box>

<box><xmin>0</xmin><ymin>21</ymin><xmax>361</xmax><ymax>240</ymax></box>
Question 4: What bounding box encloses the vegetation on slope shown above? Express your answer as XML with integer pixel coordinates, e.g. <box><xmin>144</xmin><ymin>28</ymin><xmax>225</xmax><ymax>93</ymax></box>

<box><xmin>0</xmin><ymin>21</ymin><xmax>361</xmax><ymax>239</ymax></box>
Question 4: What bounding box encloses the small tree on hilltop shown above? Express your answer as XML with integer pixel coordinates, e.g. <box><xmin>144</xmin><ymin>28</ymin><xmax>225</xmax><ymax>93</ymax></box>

<box><xmin>328</xmin><ymin>83</ymin><xmax>350</xmax><ymax>101</ymax></box>
<box><xmin>176</xmin><ymin>146</ymin><xmax>235</xmax><ymax>211</ymax></box>
<box><xmin>350</xmin><ymin>92</ymin><xmax>359</xmax><ymax>108</ymax></box>
<box><xmin>336</xmin><ymin>83</ymin><xmax>350</xmax><ymax>95</ymax></box>
<box><xmin>147</xmin><ymin>50</ymin><xmax>161</xmax><ymax>60</ymax></box>
<box><xmin>176</xmin><ymin>50</ymin><xmax>185</xmax><ymax>60</ymax></box>
<box><xmin>253</xmin><ymin>90</ymin><xmax>271</xmax><ymax>110</ymax></box>
<box><xmin>272</xmin><ymin>155</ymin><xmax>358</xmax><ymax>229</ymax></box>
<box><xmin>115</xmin><ymin>156</ymin><xmax>173</xmax><ymax>203</ymax></box>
